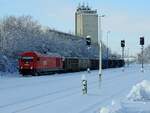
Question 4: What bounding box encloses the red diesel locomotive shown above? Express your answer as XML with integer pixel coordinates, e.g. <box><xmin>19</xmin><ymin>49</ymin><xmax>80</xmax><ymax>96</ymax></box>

<box><xmin>19</xmin><ymin>51</ymin><xmax>63</xmax><ymax>76</ymax></box>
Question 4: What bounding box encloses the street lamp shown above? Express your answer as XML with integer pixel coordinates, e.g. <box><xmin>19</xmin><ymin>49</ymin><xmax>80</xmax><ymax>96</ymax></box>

<box><xmin>106</xmin><ymin>31</ymin><xmax>110</xmax><ymax>68</ymax></box>
<box><xmin>127</xmin><ymin>47</ymin><xmax>129</xmax><ymax>67</ymax></box>
<box><xmin>98</xmin><ymin>15</ymin><xmax>105</xmax><ymax>77</ymax></box>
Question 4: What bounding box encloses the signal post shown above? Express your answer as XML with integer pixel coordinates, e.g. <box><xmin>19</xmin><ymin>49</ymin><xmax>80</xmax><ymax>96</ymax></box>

<box><xmin>121</xmin><ymin>40</ymin><xmax>125</xmax><ymax>71</ymax></box>
<box><xmin>140</xmin><ymin>37</ymin><xmax>144</xmax><ymax>72</ymax></box>
<box><xmin>86</xmin><ymin>36</ymin><xmax>91</xmax><ymax>73</ymax></box>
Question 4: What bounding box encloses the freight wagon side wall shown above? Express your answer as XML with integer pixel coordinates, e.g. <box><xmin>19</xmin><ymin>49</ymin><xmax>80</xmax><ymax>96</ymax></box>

<box><xmin>79</xmin><ymin>59</ymin><xmax>90</xmax><ymax>70</ymax></box>
<box><xmin>63</xmin><ymin>58</ymin><xmax>79</xmax><ymax>72</ymax></box>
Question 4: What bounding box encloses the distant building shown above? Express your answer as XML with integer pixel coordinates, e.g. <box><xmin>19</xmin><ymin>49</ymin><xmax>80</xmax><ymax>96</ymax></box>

<box><xmin>75</xmin><ymin>4</ymin><xmax>98</xmax><ymax>44</ymax></box>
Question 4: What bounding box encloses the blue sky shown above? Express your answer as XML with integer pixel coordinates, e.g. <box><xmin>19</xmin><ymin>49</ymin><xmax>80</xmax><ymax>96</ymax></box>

<box><xmin>0</xmin><ymin>0</ymin><xmax>150</xmax><ymax>56</ymax></box>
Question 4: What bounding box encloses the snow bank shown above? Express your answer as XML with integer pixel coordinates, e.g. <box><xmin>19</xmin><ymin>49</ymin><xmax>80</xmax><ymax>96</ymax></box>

<box><xmin>0</xmin><ymin>71</ymin><xmax>20</xmax><ymax>77</ymax></box>
<box><xmin>0</xmin><ymin>54</ymin><xmax>9</xmax><ymax>72</ymax></box>
<box><xmin>99</xmin><ymin>81</ymin><xmax>150</xmax><ymax>113</ymax></box>
<box><xmin>121</xmin><ymin>100</ymin><xmax>150</xmax><ymax>113</ymax></box>
<box><xmin>127</xmin><ymin>80</ymin><xmax>150</xmax><ymax>101</ymax></box>
<box><xmin>99</xmin><ymin>101</ymin><xmax>121</xmax><ymax>113</ymax></box>
<box><xmin>100</xmin><ymin>107</ymin><xmax>110</xmax><ymax>113</ymax></box>
<box><xmin>120</xmin><ymin>80</ymin><xmax>150</xmax><ymax>113</ymax></box>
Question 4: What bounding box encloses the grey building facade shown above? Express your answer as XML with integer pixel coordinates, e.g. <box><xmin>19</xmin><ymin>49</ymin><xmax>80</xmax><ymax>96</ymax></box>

<box><xmin>75</xmin><ymin>4</ymin><xmax>98</xmax><ymax>44</ymax></box>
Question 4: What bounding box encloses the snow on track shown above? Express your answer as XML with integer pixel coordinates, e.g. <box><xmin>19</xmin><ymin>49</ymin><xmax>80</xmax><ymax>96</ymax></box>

<box><xmin>0</xmin><ymin>64</ymin><xmax>150</xmax><ymax>113</ymax></box>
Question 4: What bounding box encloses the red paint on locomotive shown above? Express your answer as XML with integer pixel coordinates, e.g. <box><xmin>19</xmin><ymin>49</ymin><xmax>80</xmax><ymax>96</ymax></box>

<box><xmin>19</xmin><ymin>51</ymin><xmax>63</xmax><ymax>75</ymax></box>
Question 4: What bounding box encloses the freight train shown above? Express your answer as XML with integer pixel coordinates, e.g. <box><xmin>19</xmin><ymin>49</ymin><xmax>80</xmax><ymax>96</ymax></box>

<box><xmin>18</xmin><ymin>51</ymin><xmax>125</xmax><ymax>76</ymax></box>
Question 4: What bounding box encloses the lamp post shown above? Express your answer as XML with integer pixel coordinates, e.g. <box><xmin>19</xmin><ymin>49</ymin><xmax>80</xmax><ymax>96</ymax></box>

<box><xmin>127</xmin><ymin>48</ymin><xmax>129</xmax><ymax>67</ymax></box>
<box><xmin>98</xmin><ymin>15</ymin><xmax>105</xmax><ymax>77</ymax></box>
<box><xmin>106</xmin><ymin>31</ymin><xmax>110</xmax><ymax>68</ymax></box>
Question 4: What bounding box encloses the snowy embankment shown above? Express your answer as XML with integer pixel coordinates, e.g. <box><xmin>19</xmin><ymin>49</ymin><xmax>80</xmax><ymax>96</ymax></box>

<box><xmin>127</xmin><ymin>80</ymin><xmax>150</xmax><ymax>101</ymax></box>
<box><xmin>100</xmin><ymin>80</ymin><xmax>150</xmax><ymax>113</ymax></box>
<box><xmin>122</xmin><ymin>80</ymin><xmax>150</xmax><ymax>113</ymax></box>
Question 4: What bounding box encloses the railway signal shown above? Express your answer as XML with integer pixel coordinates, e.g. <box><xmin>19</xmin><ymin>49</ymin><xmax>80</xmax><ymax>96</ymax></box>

<box><xmin>121</xmin><ymin>40</ymin><xmax>125</xmax><ymax>48</ymax></box>
<box><xmin>140</xmin><ymin>37</ymin><xmax>144</xmax><ymax>72</ymax></box>
<box><xmin>140</xmin><ymin>37</ymin><xmax>144</xmax><ymax>45</ymax></box>
<box><xmin>86</xmin><ymin>35</ymin><xmax>91</xmax><ymax>73</ymax></box>
<box><xmin>86</xmin><ymin>35</ymin><xmax>91</xmax><ymax>48</ymax></box>
<box><xmin>121</xmin><ymin>40</ymin><xmax>125</xmax><ymax>71</ymax></box>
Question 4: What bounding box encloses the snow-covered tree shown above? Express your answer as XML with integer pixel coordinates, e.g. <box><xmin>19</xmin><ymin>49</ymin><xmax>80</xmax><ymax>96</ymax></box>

<box><xmin>137</xmin><ymin>45</ymin><xmax>150</xmax><ymax>63</ymax></box>
<box><xmin>0</xmin><ymin>16</ymin><xmax>111</xmax><ymax>72</ymax></box>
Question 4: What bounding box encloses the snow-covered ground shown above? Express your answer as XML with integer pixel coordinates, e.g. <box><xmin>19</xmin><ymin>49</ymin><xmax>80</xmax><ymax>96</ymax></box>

<box><xmin>0</xmin><ymin>64</ymin><xmax>150</xmax><ymax>113</ymax></box>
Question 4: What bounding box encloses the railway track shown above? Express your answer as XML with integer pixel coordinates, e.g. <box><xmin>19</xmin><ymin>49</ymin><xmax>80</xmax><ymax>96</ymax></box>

<box><xmin>0</xmin><ymin>67</ymin><xmax>132</xmax><ymax>91</ymax></box>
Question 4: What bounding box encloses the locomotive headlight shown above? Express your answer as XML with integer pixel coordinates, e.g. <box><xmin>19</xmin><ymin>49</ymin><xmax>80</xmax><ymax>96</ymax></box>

<box><xmin>30</xmin><ymin>66</ymin><xmax>33</xmax><ymax>70</ymax></box>
<box><xmin>21</xmin><ymin>66</ymin><xmax>23</xmax><ymax>69</ymax></box>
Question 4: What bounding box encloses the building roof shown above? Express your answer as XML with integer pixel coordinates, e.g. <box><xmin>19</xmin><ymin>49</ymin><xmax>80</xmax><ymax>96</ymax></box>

<box><xmin>76</xmin><ymin>4</ymin><xmax>97</xmax><ymax>14</ymax></box>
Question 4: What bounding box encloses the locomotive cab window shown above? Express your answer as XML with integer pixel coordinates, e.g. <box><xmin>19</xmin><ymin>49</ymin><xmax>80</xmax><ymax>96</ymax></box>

<box><xmin>21</xmin><ymin>56</ymin><xmax>33</xmax><ymax>62</ymax></box>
